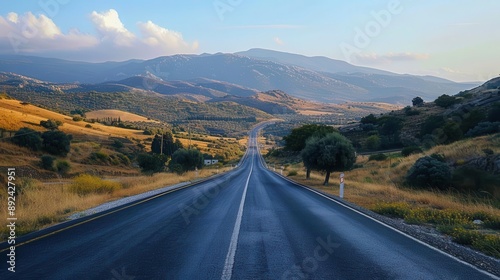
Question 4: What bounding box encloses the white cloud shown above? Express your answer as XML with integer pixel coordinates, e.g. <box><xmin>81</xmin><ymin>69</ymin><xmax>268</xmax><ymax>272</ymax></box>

<box><xmin>0</xmin><ymin>10</ymin><xmax>198</xmax><ymax>61</ymax></box>
<box><xmin>90</xmin><ymin>9</ymin><xmax>135</xmax><ymax>46</ymax></box>
<box><xmin>0</xmin><ymin>12</ymin><xmax>98</xmax><ymax>53</ymax></box>
<box><xmin>138</xmin><ymin>20</ymin><xmax>198</xmax><ymax>52</ymax></box>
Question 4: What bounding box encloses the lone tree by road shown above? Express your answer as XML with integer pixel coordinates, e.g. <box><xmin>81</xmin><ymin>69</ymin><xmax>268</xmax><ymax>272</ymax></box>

<box><xmin>301</xmin><ymin>133</ymin><xmax>356</xmax><ymax>185</ymax></box>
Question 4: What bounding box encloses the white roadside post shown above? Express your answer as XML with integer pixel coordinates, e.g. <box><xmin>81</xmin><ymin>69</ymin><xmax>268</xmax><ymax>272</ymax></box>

<box><xmin>280</xmin><ymin>166</ymin><xmax>284</xmax><ymax>175</ymax></box>
<box><xmin>339</xmin><ymin>173</ymin><xmax>345</xmax><ymax>199</ymax></box>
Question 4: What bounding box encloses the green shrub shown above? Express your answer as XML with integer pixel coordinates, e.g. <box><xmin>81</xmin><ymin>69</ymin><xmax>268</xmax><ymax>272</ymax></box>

<box><xmin>69</xmin><ymin>174</ymin><xmax>121</xmax><ymax>195</ymax></box>
<box><xmin>401</xmin><ymin>146</ymin><xmax>423</xmax><ymax>157</ymax></box>
<box><xmin>41</xmin><ymin>130</ymin><xmax>72</xmax><ymax>156</ymax></box>
<box><xmin>365</xmin><ymin>135</ymin><xmax>381</xmax><ymax>150</ymax></box>
<box><xmin>372</xmin><ymin>202</ymin><xmax>410</xmax><ymax>218</ymax></box>
<box><xmin>287</xmin><ymin>170</ymin><xmax>298</xmax><ymax>177</ymax></box>
<box><xmin>91</xmin><ymin>151</ymin><xmax>109</xmax><ymax>162</ymax></box>
<box><xmin>137</xmin><ymin>153</ymin><xmax>166</xmax><ymax>173</ymax></box>
<box><xmin>72</xmin><ymin>116</ymin><xmax>83</xmax><ymax>122</ymax></box>
<box><xmin>56</xmin><ymin>160</ymin><xmax>71</xmax><ymax>175</ymax></box>
<box><xmin>406</xmin><ymin>156</ymin><xmax>451</xmax><ymax>189</ymax></box>
<box><xmin>112</xmin><ymin>140</ymin><xmax>124</xmax><ymax>149</ymax></box>
<box><xmin>466</xmin><ymin>122</ymin><xmax>500</xmax><ymax>137</ymax></box>
<box><xmin>368</xmin><ymin>153</ymin><xmax>387</xmax><ymax>161</ymax></box>
<box><xmin>40</xmin><ymin>155</ymin><xmax>56</xmax><ymax>171</ymax></box>
<box><xmin>12</xmin><ymin>128</ymin><xmax>42</xmax><ymax>151</ymax></box>
<box><xmin>435</xmin><ymin>94</ymin><xmax>459</xmax><ymax>108</ymax></box>
<box><xmin>40</xmin><ymin>119</ymin><xmax>62</xmax><ymax>130</ymax></box>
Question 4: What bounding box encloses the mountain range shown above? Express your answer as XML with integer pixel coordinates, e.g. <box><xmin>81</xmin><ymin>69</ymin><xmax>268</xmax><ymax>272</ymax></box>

<box><xmin>0</xmin><ymin>49</ymin><xmax>479</xmax><ymax>104</ymax></box>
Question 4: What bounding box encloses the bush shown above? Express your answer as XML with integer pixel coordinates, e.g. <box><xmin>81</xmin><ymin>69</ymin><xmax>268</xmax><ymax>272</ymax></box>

<box><xmin>41</xmin><ymin>130</ymin><xmax>72</xmax><ymax>156</ymax></box>
<box><xmin>72</xmin><ymin>116</ymin><xmax>83</xmax><ymax>122</ymax></box>
<box><xmin>465</xmin><ymin>122</ymin><xmax>500</xmax><ymax>137</ymax></box>
<box><xmin>401</xmin><ymin>146</ymin><xmax>423</xmax><ymax>157</ymax></box>
<box><xmin>91</xmin><ymin>151</ymin><xmax>109</xmax><ymax>162</ymax></box>
<box><xmin>112</xmin><ymin>140</ymin><xmax>124</xmax><ymax>149</ymax></box>
<box><xmin>85</xmin><ymin>124</ymin><xmax>92</xmax><ymax>128</ymax></box>
<box><xmin>365</xmin><ymin>135</ymin><xmax>381</xmax><ymax>150</ymax></box>
<box><xmin>168</xmin><ymin>149</ymin><xmax>204</xmax><ymax>174</ymax></box>
<box><xmin>69</xmin><ymin>174</ymin><xmax>121</xmax><ymax>195</ymax></box>
<box><xmin>435</xmin><ymin>94</ymin><xmax>459</xmax><ymax>108</ymax></box>
<box><xmin>12</xmin><ymin>128</ymin><xmax>42</xmax><ymax>151</ymax></box>
<box><xmin>40</xmin><ymin>119</ymin><xmax>62</xmax><ymax>130</ymax></box>
<box><xmin>368</xmin><ymin>153</ymin><xmax>387</xmax><ymax>161</ymax></box>
<box><xmin>137</xmin><ymin>153</ymin><xmax>166</xmax><ymax>173</ymax></box>
<box><xmin>372</xmin><ymin>202</ymin><xmax>410</xmax><ymax>218</ymax></box>
<box><xmin>56</xmin><ymin>160</ymin><xmax>71</xmax><ymax>175</ymax></box>
<box><xmin>360</xmin><ymin>114</ymin><xmax>377</xmax><ymax>125</ymax></box>
<box><xmin>40</xmin><ymin>155</ymin><xmax>56</xmax><ymax>171</ymax></box>
<box><xmin>406</xmin><ymin>156</ymin><xmax>452</xmax><ymax>189</ymax></box>
<box><xmin>287</xmin><ymin>170</ymin><xmax>298</xmax><ymax>177</ymax></box>
<box><xmin>404</xmin><ymin>106</ymin><xmax>420</xmax><ymax>116</ymax></box>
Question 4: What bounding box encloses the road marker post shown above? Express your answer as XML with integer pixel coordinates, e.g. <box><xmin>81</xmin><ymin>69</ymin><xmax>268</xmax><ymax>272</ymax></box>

<box><xmin>339</xmin><ymin>173</ymin><xmax>345</xmax><ymax>199</ymax></box>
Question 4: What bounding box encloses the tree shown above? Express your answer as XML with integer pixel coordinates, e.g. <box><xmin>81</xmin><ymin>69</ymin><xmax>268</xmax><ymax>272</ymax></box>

<box><xmin>40</xmin><ymin>119</ymin><xmax>62</xmax><ymax>130</ymax></box>
<box><xmin>40</xmin><ymin>155</ymin><xmax>56</xmax><ymax>171</ymax></box>
<box><xmin>283</xmin><ymin>124</ymin><xmax>336</xmax><ymax>152</ymax></box>
<box><xmin>365</xmin><ymin>135</ymin><xmax>381</xmax><ymax>150</ymax></box>
<box><xmin>41</xmin><ymin>131</ymin><xmax>72</xmax><ymax>156</ymax></box>
<box><xmin>151</xmin><ymin>132</ymin><xmax>183</xmax><ymax>156</ymax></box>
<box><xmin>412</xmin><ymin>97</ymin><xmax>424</xmax><ymax>107</ymax></box>
<box><xmin>301</xmin><ymin>133</ymin><xmax>356</xmax><ymax>185</ymax></box>
<box><xmin>360</xmin><ymin>114</ymin><xmax>377</xmax><ymax>125</ymax></box>
<box><xmin>168</xmin><ymin>149</ymin><xmax>203</xmax><ymax>174</ymax></box>
<box><xmin>137</xmin><ymin>153</ymin><xmax>167</xmax><ymax>173</ymax></box>
<box><xmin>11</xmin><ymin>128</ymin><xmax>42</xmax><ymax>151</ymax></box>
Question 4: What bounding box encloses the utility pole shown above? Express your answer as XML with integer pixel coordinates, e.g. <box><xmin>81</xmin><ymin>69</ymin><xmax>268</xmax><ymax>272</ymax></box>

<box><xmin>160</xmin><ymin>126</ymin><xmax>165</xmax><ymax>155</ymax></box>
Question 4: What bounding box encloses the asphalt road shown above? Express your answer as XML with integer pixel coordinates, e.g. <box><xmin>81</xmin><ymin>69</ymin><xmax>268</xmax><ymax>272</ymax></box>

<box><xmin>1</xmin><ymin>126</ymin><xmax>497</xmax><ymax>279</ymax></box>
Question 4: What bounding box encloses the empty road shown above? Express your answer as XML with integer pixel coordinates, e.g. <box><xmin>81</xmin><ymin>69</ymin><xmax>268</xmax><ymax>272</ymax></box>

<box><xmin>1</xmin><ymin>125</ymin><xmax>497</xmax><ymax>279</ymax></box>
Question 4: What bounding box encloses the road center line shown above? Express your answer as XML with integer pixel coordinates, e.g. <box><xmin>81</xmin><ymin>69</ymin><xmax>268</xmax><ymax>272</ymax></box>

<box><xmin>221</xmin><ymin>144</ymin><xmax>254</xmax><ymax>280</ymax></box>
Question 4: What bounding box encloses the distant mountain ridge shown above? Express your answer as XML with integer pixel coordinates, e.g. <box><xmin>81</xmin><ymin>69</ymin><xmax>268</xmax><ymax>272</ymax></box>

<box><xmin>0</xmin><ymin>49</ymin><xmax>479</xmax><ymax>104</ymax></box>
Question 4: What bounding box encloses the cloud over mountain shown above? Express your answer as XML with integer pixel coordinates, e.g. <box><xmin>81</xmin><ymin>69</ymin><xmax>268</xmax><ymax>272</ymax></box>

<box><xmin>0</xmin><ymin>9</ymin><xmax>198</xmax><ymax>61</ymax></box>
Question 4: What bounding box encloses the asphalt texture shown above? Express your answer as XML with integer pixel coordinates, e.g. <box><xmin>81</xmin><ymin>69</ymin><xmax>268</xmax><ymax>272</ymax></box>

<box><xmin>0</xmin><ymin>127</ymin><xmax>497</xmax><ymax>279</ymax></box>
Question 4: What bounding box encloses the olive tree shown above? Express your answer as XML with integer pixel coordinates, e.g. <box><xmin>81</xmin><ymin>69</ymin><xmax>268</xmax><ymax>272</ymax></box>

<box><xmin>301</xmin><ymin>133</ymin><xmax>356</xmax><ymax>185</ymax></box>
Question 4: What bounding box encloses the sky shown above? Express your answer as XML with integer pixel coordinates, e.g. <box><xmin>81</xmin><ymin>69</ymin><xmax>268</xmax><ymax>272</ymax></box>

<box><xmin>0</xmin><ymin>0</ymin><xmax>498</xmax><ymax>82</ymax></box>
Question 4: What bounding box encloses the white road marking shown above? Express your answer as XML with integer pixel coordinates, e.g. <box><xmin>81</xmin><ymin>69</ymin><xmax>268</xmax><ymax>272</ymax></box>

<box><xmin>221</xmin><ymin>140</ymin><xmax>255</xmax><ymax>280</ymax></box>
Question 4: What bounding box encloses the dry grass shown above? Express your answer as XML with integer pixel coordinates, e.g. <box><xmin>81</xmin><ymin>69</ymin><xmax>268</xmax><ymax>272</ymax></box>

<box><xmin>0</xmin><ymin>99</ymin><xmax>152</xmax><ymax>142</ymax></box>
<box><xmin>0</xmin><ymin>166</ymin><xmax>231</xmax><ymax>241</ymax></box>
<box><xmin>279</xmin><ymin>133</ymin><xmax>500</xmax><ymax>220</ymax></box>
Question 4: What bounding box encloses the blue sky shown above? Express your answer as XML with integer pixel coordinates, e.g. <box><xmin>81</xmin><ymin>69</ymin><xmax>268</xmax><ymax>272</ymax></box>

<box><xmin>0</xmin><ymin>0</ymin><xmax>498</xmax><ymax>82</ymax></box>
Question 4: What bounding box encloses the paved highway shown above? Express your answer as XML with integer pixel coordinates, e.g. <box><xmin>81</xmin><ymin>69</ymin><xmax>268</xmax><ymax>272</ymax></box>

<box><xmin>1</xmin><ymin>125</ymin><xmax>497</xmax><ymax>279</ymax></box>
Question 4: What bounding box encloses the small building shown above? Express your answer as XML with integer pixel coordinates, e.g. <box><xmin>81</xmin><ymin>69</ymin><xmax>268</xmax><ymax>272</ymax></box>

<box><xmin>204</xmin><ymin>159</ymin><xmax>219</xmax><ymax>166</ymax></box>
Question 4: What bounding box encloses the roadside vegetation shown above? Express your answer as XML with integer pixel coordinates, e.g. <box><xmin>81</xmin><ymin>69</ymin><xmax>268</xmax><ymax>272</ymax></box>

<box><xmin>0</xmin><ymin>97</ymin><xmax>243</xmax><ymax>241</ymax></box>
<box><xmin>264</xmin><ymin>86</ymin><xmax>500</xmax><ymax>258</ymax></box>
